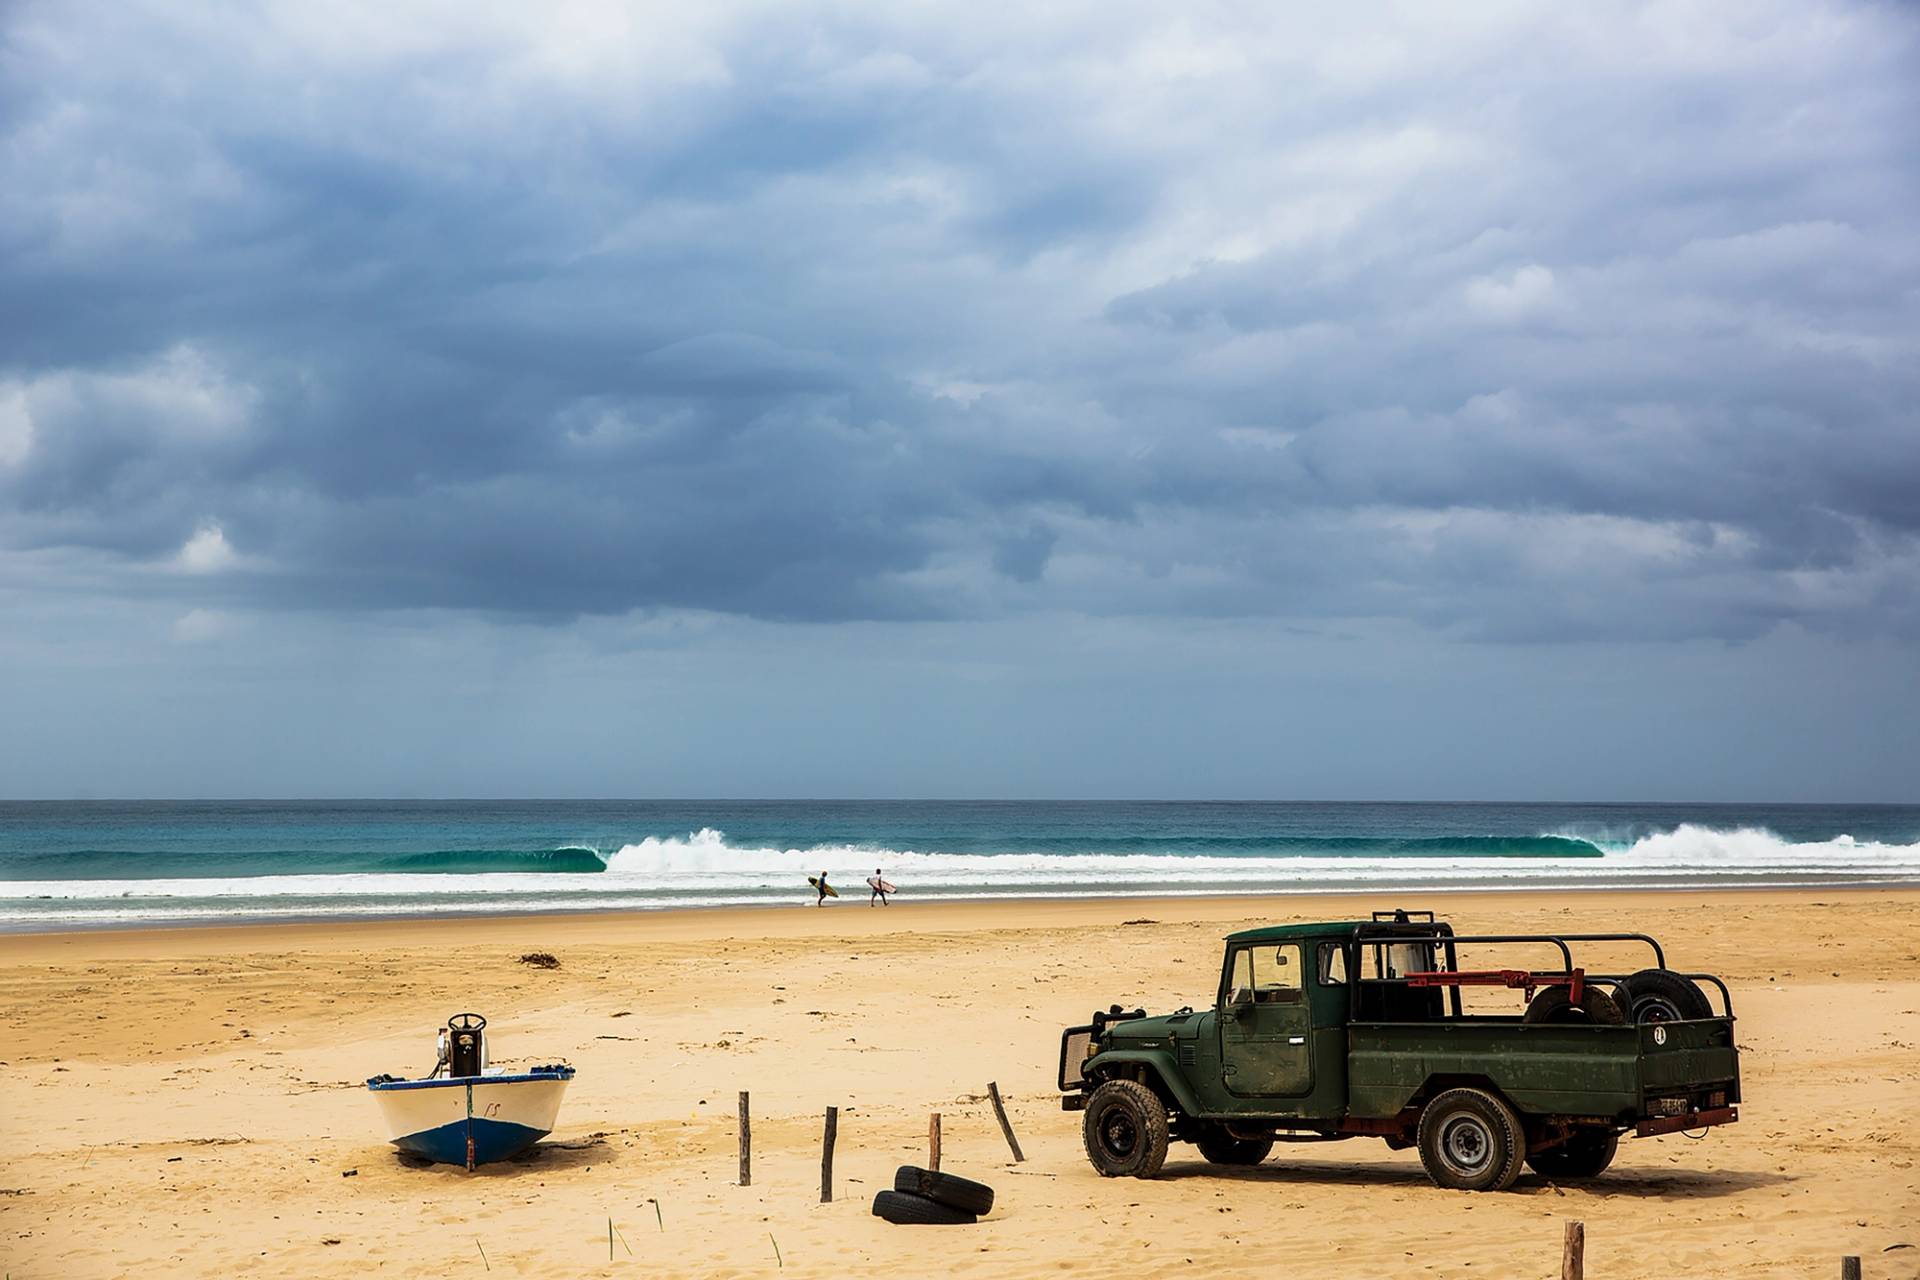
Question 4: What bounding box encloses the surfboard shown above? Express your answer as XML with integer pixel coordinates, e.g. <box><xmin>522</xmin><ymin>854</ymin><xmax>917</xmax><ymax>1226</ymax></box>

<box><xmin>866</xmin><ymin>876</ymin><xmax>896</xmax><ymax>893</ymax></box>
<box><xmin>807</xmin><ymin>876</ymin><xmax>839</xmax><ymax>898</ymax></box>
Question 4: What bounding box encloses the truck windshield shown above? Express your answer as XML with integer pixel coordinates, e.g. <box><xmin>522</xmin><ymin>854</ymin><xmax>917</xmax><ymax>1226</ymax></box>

<box><xmin>1226</xmin><ymin>943</ymin><xmax>1303</xmax><ymax>1004</ymax></box>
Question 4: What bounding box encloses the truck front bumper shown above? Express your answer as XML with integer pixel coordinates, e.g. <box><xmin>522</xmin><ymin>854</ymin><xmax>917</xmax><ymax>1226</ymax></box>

<box><xmin>1061</xmin><ymin>1092</ymin><xmax>1087</xmax><ymax>1112</ymax></box>
<box><xmin>1634</xmin><ymin>1105</ymin><xmax>1737</xmax><ymax>1137</ymax></box>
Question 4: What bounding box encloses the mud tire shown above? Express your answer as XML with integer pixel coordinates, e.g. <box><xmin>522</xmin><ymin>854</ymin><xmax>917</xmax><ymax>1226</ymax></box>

<box><xmin>1082</xmin><ymin>1079</ymin><xmax>1171</xmax><ymax>1179</ymax></box>
<box><xmin>1417</xmin><ymin>1088</ymin><xmax>1526</xmax><ymax>1192</ymax></box>
<box><xmin>1194</xmin><ymin>1126</ymin><xmax>1274</xmax><ymax>1166</ymax></box>
<box><xmin>1621</xmin><ymin>969</ymin><xmax>1713</xmax><ymax>1023</ymax></box>
<box><xmin>1523</xmin><ymin>986</ymin><xmax>1628</xmax><ymax>1025</ymax></box>
<box><xmin>893</xmin><ymin>1166</ymin><xmax>994</xmax><ymax>1215</ymax></box>
<box><xmin>1526</xmin><ymin>1129</ymin><xmax>1619</xmax><ymax>1180</ymax></box>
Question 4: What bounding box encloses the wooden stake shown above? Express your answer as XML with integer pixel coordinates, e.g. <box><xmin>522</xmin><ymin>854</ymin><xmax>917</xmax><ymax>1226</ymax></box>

<box><xmin>1841</xmin><ymin>1258</ymin><xmax>1861</xmax><ymax>1280</ymax></box>
<box><xmin>1562</xmin><ymin>1221</ymin><xmax>1585</xmax><ymax>1280</ymax></box>
<box><xmin>987</xmin><ymin>1082</ymin><xmax>1025</xmax><ymax>1163</ymax></box>
<box><xmin>929</xmin><ymin>1111</ymin><xmax>942</xmax><ymax>1171</ymax></box>
<box><xmin>821</xmin><ymin>1106</ymin><xmax>838</xmax><ymax>1203</ymax></box>
<box><xmin>738</xmin><ymin>1091</ymin><xmax>751</xmax><ymax>1187</ymax></box>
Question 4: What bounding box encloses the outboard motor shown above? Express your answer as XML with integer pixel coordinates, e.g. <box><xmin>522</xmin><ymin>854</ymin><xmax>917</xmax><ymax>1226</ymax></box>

<box><xmin>447</xmin><ymin>1012</ymin><xmax>487</xmax><ymax>1078</ymax></box>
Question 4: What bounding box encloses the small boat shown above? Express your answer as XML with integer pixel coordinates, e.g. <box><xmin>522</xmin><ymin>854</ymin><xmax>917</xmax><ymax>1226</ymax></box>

<box><xmin>367</xmin><ymin>1013</ymin><xmax>575</xmax><ymax>1169</ymax></box>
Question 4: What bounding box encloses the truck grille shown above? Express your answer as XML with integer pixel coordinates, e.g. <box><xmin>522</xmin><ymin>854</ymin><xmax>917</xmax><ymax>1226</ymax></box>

<box><xmin>1060</xmin><ymin>1029</ymin><xmax>1094</xmax><ymax>1089</ymax></box>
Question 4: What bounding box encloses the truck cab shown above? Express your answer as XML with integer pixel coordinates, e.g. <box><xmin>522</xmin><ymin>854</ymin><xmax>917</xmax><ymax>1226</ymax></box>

<box><xmin>1059</xmin><ymin>911</ymin><xmax>1740</xmax><ymax>1191</ymax></box>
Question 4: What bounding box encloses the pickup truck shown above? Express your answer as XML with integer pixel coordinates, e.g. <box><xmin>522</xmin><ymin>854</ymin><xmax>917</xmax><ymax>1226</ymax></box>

<box><xmin>1058</xmin><ymin>911</ymin><xmax>1739</xmax><ymax>1191</ymax></box>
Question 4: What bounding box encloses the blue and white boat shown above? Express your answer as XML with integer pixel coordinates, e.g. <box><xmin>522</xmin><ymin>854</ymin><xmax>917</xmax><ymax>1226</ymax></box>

<box><xmin>367</xmin><ymin>1013</ymin><xmax>575</xmax><ymax>1169</ymax></box>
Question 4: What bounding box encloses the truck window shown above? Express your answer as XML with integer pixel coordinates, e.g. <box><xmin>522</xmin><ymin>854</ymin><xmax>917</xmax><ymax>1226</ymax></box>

<box><xmin>1317</xmin><ymin>943</ymin><xmax>1348</xmax><ymax>985</ymax></box>
<box><xmin>1227</xmin><ymin>944</ymin><xmax>1303</xmax><ymax>1004</ymax></box>
<box><xmin>1363</xmin><ymin>941</ymin><xmax>1440</xmax><ymax>979</ymax></box>
<box><xmin>1388</xmin><ymin>939</ymin><xmax>1437</xmax><ymax>978</ymax></box>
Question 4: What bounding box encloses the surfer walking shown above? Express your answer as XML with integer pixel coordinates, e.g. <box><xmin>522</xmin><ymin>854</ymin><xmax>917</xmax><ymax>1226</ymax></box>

<box><xmin>814</xmin><ymin>872</ymin><xmax>831</xmax><ymax>907</ymax></box>
<box><xmin>867</xmin><ymin>868</ymin><xmax>892</xmax><ymax>907</ymax></box>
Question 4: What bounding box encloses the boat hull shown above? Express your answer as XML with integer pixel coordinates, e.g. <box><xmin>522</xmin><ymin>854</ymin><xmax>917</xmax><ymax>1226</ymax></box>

<box><xmin>367</xmin><ymin>1069</ymin><xmax>574</xmax><ymax>1168</ymax></box>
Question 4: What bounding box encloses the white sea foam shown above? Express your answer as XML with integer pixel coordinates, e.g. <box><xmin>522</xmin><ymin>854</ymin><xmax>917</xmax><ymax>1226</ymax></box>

<box><xmin>2</xmin><ymin>823</ymin><xmax>1915</xmax><ymax>927</ymax></box>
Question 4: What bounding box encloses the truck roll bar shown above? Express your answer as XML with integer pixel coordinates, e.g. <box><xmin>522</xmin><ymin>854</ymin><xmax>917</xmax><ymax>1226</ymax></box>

<box><xmin>1349</xmin><ymin>928</ymin><xmax>1668</xmax><ymax>971</ymax></box>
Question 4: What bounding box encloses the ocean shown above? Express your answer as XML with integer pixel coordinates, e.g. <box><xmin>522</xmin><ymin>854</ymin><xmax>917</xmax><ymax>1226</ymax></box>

<box><xmin>2</xmin><ymin>799</ymin><xmax>1916</xmax><ymax>931</ymax></box>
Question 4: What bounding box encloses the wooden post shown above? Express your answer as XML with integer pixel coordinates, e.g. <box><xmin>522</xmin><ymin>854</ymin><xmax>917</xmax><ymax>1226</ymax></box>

<box><xmin>820</xmin><ymin>1106</ymin><xmax>838</xmax><ymax>1203</ymax></box>
<box><xmin>987</xmin><ymin>1081</ymin><xmax>1025</xmax><ymax>1163</ymax></box>
<box><xmin>1562</xmin><ymin>1221</ymin><xmax>1585</xmax><ymax>1280</ymax></box>
<box><xmin>929</xmin><ymin>1112</ymin><xmax>942</xmax><ymax>1171</ymax></box>
<box><xmin>1841</xmin><ymin>1258</ymin><xmax>1862</xmax><ymax>1280</ymax></box>
<box><xmin>738</xmin><ymin>1091</ymin><xmax>751</xmax><ymax>1187</ymax></box>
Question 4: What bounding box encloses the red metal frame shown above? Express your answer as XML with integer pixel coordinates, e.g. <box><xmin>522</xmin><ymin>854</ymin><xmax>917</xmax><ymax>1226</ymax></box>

<box><xmin>1635</xmin><ymin>1106</ymin><xmax>1737</xmax><ymax>1137</ymax></box>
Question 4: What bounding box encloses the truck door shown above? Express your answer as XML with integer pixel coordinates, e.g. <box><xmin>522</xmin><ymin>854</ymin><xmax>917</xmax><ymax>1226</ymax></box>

<box><xmin>1220</xmin><ymin>942</ymin><xmax>1312</xmax><ymax>1096</ymax></box>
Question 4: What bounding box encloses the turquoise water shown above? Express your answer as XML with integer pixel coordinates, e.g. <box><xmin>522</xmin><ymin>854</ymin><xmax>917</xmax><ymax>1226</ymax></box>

<box><xmin>2</xmin><ymin>800</ymin><xmax>1916</xmax><ymax>929</ymax></box>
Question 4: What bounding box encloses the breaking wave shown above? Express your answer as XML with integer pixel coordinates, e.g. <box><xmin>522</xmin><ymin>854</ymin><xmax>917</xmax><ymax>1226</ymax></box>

<box><xmin>2</xmin><ymin>820</ymin><xmax>1917</xmax><ymax>928</ymax></box>
<box><xmin>0</xmin><ymin>845</ymin><xmax>610</xmax><ymax>879</ymax></box>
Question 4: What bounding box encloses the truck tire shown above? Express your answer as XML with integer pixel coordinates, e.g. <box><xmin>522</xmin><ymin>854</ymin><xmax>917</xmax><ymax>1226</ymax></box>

<box><xmin>1523</xmin><ymin>986</ymin><xmax>1627</xmax><ymax>1025</ymax></box>
<box><xmin>893</xmin><ymin>1166</ymin><xmax>994</xmax><ymax>1216</ymax></box>
<box><xmin>871</xmin><ymin>1190</ymin><xmax>978</xmax><ymax>1225</ymax></box>
<box><xmin>1417</xmin><ymin>1088</ymin><xmax>1526</xmax><ymax>1192</ymax></box>
<box><xmin>1621</xmin><ymin>969</ymin><xmax>1712</xmax><ymax>1023</ymax></box>
<box><xmin>1526</xmin><ymin>1129</ymin><xmax>1618</xmax><ymax>1181</ymax></box>
<box><xmin>1194</xmin><ymin>1126</ymin><xmax>1273</xmax><ymax>1166</ymax></box>
<box><xmin>1082</xmin><ymin>1079</ymin><xmax>1171</xmax><ymax>1179</ymax></box>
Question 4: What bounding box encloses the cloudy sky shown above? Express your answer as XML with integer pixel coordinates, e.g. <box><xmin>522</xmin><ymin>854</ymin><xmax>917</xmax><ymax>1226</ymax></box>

<box><xmin>2</xmin><ymin>1</ymin><xmax>1916</xmax><ymax>800</ymax></box>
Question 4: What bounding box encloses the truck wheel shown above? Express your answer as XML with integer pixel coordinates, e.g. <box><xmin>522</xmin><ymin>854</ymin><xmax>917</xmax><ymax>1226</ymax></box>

<box><xmin>1417</xmin><ymin>1088</ymin><xmax>1526</xmax><ymax>1192</ymax></box>
<box><xmin>1082</xmin><ymin>1079</ymin><xmax>1171</xmax><ymax>1179</ymax></box>
<box><xmin>1621</xmin><ymin>969</ymin><xmax>1712</xmax><ymax>1023</ymax></box>
<box><xmin>1194</xmin><ymin>1126</ymin><xmax>1273</xmax><ymax>1166</ymax></box>
<box><xmin>1523</xmin><ymin>986</ymin><xmax>1627</xmax><ymax>1025</ymax></box>
<box><xmin>1526</xmin><ymin>1129</ymin><xmax>1618</xmax><ymax>1180</ymax></box>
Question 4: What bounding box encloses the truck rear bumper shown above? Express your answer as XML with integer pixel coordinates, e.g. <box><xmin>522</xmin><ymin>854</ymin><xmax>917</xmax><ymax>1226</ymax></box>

<box><xmin>1634</xmin><ymin>1105</ymin><xmax>1737</xmax><ymax>1137</ymax></box>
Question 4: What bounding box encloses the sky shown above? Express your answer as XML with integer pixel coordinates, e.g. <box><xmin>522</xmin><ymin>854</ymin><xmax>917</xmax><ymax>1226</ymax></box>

<box><xmin>1</xmin><ymin>1</ymin><xmax>1917</xmax><ymax>801</ymax></box>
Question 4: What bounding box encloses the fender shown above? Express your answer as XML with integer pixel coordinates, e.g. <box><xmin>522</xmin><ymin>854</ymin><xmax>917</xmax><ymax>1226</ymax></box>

<box><xmin>1084</xmin><ymin>1048</ymin><xmax>1206</xmax><ymax>1116</ymax></box>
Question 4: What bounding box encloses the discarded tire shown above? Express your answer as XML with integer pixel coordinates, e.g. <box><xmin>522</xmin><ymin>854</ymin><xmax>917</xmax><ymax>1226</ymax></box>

<box><xmin>1523</xmin><ymin>985</ymin><xmax>1627</xmax><ymax>1025</ymax></box>
<box><xmin>871</xmin><ymin>1189</ymin><xmax>978</xmax><ymax>1225</ymax></box>
<box><xmin>1621</xmin><ymin>968</ymin><xmax>1713</xmax><ymax>1023</ymax></box>
<box><xmin>1526</xmin><ymin>1129</ymin><xmax>1619</xmax><ymax>1180</ymax></box>
<box><xmin>894</xmin><ymin>1165</ymin><xmax>994</xmax><ymax>1215</ymax></box>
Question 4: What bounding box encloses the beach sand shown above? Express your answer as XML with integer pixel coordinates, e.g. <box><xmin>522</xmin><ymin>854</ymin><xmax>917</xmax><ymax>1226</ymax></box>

<box><xmin>2</xmin><ymin>889</ymin><xmax>1916</xmax><ymax>1278</ymax></box>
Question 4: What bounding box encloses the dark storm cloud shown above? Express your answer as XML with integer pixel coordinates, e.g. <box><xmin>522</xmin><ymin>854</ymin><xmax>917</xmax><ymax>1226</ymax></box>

<box><xmin>2</xmin><ymin>2</ymin><xmax>1917</xmax><ymax>639</ymax></box>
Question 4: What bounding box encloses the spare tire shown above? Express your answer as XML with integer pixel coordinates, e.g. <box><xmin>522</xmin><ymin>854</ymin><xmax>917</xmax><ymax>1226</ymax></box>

<box><xmin>893</xmin><ymin>1166</ymin><xmax>994</xmax><ymax>1216</ymax></box>
<box><xmin>871</xmin><ymin>1189</ymin><xmax>977</xmax><ymax>1225</ymax></box>
<box><xmin>1621</xmin><ymin>969</ymin><xmax>1712</xmax><ymax>1023</ymax></box>
<box><xmin>1523</xmin><ymin>986</ymin><xmax>1626</xmax><ymax>1025</ymax></box>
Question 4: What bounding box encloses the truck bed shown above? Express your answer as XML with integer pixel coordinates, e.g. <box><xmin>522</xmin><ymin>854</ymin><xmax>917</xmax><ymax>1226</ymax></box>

<box><xmin>1346</xmin><ymin>1016</ymin><xmax>1739</xmax><ymax>1125</ymax></box>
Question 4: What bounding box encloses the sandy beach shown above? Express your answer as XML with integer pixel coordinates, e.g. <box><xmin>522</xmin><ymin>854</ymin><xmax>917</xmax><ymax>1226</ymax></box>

<box><xmin>2</xmin><ymin>888</ymin><xmax>1916</xmax><ymax>1278</ymax></box>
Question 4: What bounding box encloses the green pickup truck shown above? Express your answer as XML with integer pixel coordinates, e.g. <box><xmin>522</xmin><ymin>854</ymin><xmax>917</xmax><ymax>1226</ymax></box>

<box><xmin>1058</xmin><ymin>911</ymin><xmax>1739</xmax><ymax>1191</ymax></box>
